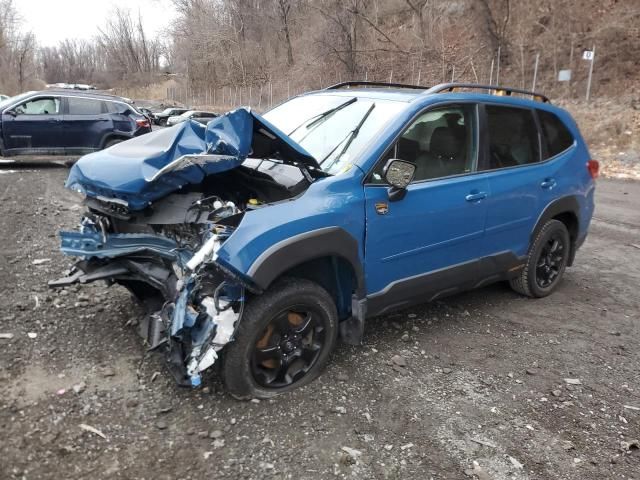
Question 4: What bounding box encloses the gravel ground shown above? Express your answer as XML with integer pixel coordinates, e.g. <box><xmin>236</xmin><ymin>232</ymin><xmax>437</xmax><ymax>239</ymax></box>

<box><xmin>0</xmin><ymin>165</ymin><xmax>639</xmax><ymax>480</ymax></box>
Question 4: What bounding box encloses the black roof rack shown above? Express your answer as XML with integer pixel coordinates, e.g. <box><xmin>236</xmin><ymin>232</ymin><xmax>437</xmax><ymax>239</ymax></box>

<box><xmin>426</xmin><ymin>83</ymin><xmax>550</xmax><ymax>103</ymax></box>
<box><xmin>325</xmin><ymin>81</ymin><xmax>429</xmax><ymax>91</ymax></box>
<box><xmin>325</xmin><ymin>81</ymin><xmax>550</xmax><ymax>103</ymax></box>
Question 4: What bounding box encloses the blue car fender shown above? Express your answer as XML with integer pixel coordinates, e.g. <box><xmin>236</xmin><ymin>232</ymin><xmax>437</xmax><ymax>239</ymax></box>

<box><xmin>214</xmin><ymin>166</ymin><xmax>368</xmax><ymax>298</ymax></box>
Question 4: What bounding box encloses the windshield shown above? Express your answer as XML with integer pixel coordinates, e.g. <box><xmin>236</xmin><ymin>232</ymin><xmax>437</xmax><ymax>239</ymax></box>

<box><xmin>263</xmin><ymin>94</ymin><xmax>404</xmax><ymax>175</ymax></box>
<box><xmin>0</xmin><ymin>91</ymin><xmax>36</xmax><ymax>111</ymax></box>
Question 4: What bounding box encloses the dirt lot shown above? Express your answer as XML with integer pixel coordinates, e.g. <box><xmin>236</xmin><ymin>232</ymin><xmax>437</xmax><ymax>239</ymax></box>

<box><xmin>0</xmin><ymin>165</ymin><xmax>639</xmax><ymax>480</ymax></box>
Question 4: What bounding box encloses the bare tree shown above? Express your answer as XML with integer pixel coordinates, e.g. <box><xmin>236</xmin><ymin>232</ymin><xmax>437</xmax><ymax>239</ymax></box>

<box><xmin>97</xmin><ymin>7</ymin><xmax>161</xmax><ymax>81</ymax></box>
<box><xmin>15</xmin><ymin>32</ymin><xmax>35</xmax><ymax>90</ymax></box>
<box><xmin>275</xmin><ymin>0</ymin><xmax>295</xmax><ymax>66</ymax></box>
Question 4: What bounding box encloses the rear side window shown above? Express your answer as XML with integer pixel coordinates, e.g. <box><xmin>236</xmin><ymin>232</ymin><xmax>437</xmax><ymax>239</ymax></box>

<box><xmin>67</xmin><ymin>97</ymin><xmax>103</xmax><ymax>115</ymax></box>
<box><xmin>537</xmin><ymin>110</ymin><xmax>574</xmax><ymax>158</ymax></box>
<box><xmin>483</xmin><ymin>105</ymin><xmax>539</xmax><ymax>170</ymax></box>
<box><xmin>104</xmin><ymin>102</ymin><xmax>131</xmax><ymax>114</ymax></box>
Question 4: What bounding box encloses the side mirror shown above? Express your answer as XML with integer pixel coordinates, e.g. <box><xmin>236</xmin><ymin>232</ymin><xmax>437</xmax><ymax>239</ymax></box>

<box><xmin>5</xmin><ymin>109</ymin><xmax>17</xmax><ymax>117</ymax></box>
<box><xmin>383</xmin><ymin>158</ymin><xmax>416</xmax><ymax>201</ymax></box>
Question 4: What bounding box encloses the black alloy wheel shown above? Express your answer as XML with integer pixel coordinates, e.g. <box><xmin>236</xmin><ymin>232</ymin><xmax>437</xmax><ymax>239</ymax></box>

<box><xmin>251</xmin><ymin>306</ymin><xmax>326</xmax><ymax>388</ymax></box>
<box><xmin>222</xmin><ymin>278</ymin><xmax>338</xmax><ymax>399</ymax></box>
<box><xmin>509</xmin><ymin>219</ymin><xmax>570</xmax><ymax>298</ymax></box>
<box><xmin>535</xmin><ymin>233</ymin><xmax>566</xmax><ymax>288</ymax></box>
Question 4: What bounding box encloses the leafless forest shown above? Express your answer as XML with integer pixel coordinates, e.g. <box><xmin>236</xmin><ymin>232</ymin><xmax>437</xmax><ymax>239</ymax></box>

<box><xmin>1</xmin><ymin>0</ymin><xmax>639</xmax><ymax>103</ymax></box>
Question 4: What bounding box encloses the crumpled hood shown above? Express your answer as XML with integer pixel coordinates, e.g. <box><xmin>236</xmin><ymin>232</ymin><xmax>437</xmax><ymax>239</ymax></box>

<box><xmin>65</xmin><ymin>107</ymin><xmax>319</xmax><ymax>211</ymax></box>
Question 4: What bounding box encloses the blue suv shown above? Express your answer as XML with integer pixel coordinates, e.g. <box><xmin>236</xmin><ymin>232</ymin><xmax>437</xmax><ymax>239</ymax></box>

<box><xmin>0</xmin><ymin>90</ymin><xmax>151</xmax><ymax>156</ymax></box>
<box><xmin>50</xmin><ymin>82</ymin><xmax>597</xmax><ymax>398</ymax></box>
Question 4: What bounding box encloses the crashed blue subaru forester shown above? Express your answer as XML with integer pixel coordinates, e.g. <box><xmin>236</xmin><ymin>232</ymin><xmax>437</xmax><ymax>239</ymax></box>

<box><xmin>51</xmin><ymin>82</ymin><xmax>597</xmax><ymax>398</ymax></box>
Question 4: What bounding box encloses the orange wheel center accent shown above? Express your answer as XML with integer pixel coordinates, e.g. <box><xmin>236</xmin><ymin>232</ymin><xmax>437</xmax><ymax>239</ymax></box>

<box><xmin>287</xmin><ymin>311</ymin><xmax>304</xmax><ymax>326</ymax></box>
<box><xmin>255</xmin><ymin>323</ymin><xmax>276</xmax><ymax>368</ymax></box>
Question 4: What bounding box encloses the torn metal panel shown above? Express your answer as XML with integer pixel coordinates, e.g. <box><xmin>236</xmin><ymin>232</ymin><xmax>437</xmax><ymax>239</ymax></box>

<box><xmin>59</xmin><ymin>230</ymin><xmax>189</xmax><ymax>264</ymax></box>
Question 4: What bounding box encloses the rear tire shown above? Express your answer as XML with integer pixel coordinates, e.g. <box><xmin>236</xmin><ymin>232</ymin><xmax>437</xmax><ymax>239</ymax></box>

<box><xmin>510</xmin><ymin>219</ymin><xmax>570</xmax><ymax>298</ymax></box>
<box><xmin>103</xmin><ymin>138</ymin><xmax>124</xmax><ymax>149</ymax></box>
<box><xmin>222</xmin><ymin>278</ymin><xmax>338</xmax><ymax>399</ymax></box>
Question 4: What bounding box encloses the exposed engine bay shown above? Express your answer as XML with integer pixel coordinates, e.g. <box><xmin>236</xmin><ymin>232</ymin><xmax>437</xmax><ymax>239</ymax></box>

<box><xmin>50</xmin><ymin>107</ymin><xmax>323</xmax><ymax>387</ymax></box>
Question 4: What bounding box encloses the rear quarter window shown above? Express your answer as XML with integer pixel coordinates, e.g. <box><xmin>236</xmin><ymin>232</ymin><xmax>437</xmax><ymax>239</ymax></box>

<box><xmin>537</xmin><ymin>110</ymin><xmax>574</xmax><ymax>159</ymax></box>
<box><xmin>67</xmin><ymin>97</ymin><xmax>103</xmax><ymax>115</ymax></box>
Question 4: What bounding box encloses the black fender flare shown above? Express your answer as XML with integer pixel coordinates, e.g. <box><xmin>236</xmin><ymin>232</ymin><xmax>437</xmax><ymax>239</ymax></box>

<box><xmin>530</xmin><ymin>195</ymin><xmax>580</xmax><ymax>264</ymax></box>
<box><xmin>246</xmin><ymin>226</ymin><xmax>366</xmax><ymax>297</ymax></box>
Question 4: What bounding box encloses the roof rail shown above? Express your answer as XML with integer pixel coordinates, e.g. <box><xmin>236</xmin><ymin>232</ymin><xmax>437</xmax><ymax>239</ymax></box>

<box><xmin>325</xmin><ymin>81</ymin><xmax>429</xmax><ymax>91</ymax></box>
<box><xmin>426</xmin><ymin>83</ymin><xmax>550</xmax><ymax>103</ymax></box>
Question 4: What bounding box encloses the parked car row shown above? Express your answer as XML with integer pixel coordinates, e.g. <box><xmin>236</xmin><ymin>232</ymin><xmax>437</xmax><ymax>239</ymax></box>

<box><xmin>0</xmin><ymin>90</ymin><xmax>218</xmax><ymax>157</ymax></box>
<box><xmin>0</xmin><ymin>90</ymin><xmax>151</xmax><ymax>156</ymax></box>
<box><xmin>166</xmin><ymin>110</ymin><xmax>218</xmax><ymax>126</ymax></box>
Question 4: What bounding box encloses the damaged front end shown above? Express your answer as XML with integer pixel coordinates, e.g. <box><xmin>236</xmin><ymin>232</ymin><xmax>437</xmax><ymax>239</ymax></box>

<box><xmin>52</xmin><ymin>197</ymin><xmax>248</xmax><ymax>387</ymax></box>
<box><xmin>50</xmin><ymin>107</ymin><xmax>322</xmax><ymax>387</ymax></box>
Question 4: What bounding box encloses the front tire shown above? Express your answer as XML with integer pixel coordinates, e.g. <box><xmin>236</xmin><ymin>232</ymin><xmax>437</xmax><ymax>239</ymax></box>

<box><xmin>510</xmin><ymin>219</ymin><xmax>570</xmax><ymax>298</ymax></box>
<box><xmin>222</xmin><ymin>278</ymin><xmax>338</xmax><ymax>399</ymax></box>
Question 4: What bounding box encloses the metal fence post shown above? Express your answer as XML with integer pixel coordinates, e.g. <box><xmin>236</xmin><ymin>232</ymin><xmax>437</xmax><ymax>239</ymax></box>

<box><xmin>531</xmin><ymin>53</ymin><xmax>540</xmax><ymax>91</ymax></box>
<box><xmin>586</xmin><ymin>45</ymin><xmax>596</xmax><ymax>102</ymax></box>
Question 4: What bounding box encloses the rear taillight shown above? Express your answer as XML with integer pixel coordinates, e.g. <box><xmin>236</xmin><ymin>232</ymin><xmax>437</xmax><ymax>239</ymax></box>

<box><xmin>587</xmin><ymin>159</ymin><xmax>599</xmax><ymax>179</ymax></box>
<box><xmin>136</xmin><ymin>119</ymin><xmax>150</xmax><ymax>128</ymax></box>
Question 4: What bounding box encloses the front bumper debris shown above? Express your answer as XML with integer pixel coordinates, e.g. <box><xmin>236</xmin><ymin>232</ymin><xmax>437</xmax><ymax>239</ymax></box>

<box><xmin>49</xmin><ymin>221</ymin><xmax>245</xmax><ymax>387</ymax></box>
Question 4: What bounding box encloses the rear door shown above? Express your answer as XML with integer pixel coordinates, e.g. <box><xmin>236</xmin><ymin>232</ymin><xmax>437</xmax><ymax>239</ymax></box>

<box><xmin>62</xmin><ymin>97</ymin><xmax>113</xmax><ymax>151</ymax></box>
<box><xmin>478</xmin><ymin>103</ymin><xmax>546</xmax><ymax>260</ymax></box>
<box><xmin>364</xmin><ymin>103</ymin><xmax>489</xmax><ymax>314</ymax></box>
<box><xmin>2</xmin><ymin>96</ymin><xmax>63</xmax><ymax>152</ymax></box>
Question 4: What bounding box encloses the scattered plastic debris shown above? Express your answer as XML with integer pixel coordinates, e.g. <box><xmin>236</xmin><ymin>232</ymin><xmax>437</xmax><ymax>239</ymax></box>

<box><xmin>31</xmin><ymin>258</ymin><xmax>51</xmax><ymax>265</ymax></box>
<box><xmin>564</xmin><ymin>378</ymin><xmax>582</xmax><ymax>385</ymax></box>
<box><xmin>79</xmin><ymin>423</ymin><xmax>107</xmax><ymax>439</ymax></box>
<box><xmin>470</xmin><ymin>438</ymin><xmax>497</xmax><ymax>448</ymax></box>
<box><xmin>507</xmin><ymin>455</ymin><xmax>524</xmax><ymax>469</ymax></box>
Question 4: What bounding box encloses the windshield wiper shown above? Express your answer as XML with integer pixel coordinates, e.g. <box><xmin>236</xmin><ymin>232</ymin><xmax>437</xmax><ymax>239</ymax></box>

<box><xmin>320</xmin><ymin>103</ymin><xmax>376</xmax><ymax>170</ymax></box>
<box><xmin>287</xmin><ymin>97</ymin><xmax>357</xmax><ymax>137</ymax></box>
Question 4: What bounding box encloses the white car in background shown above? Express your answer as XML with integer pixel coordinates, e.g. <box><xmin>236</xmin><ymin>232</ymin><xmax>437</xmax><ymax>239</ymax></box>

<box><xmin>166</xmin><ymin>110</ymin><xmax>218</xmax><ymax>126</ymax></box>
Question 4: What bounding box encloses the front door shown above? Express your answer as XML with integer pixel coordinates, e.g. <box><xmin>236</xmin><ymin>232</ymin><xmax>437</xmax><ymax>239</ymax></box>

<box><xmin>364</xmin><ymin>104</ymin><xmax>488</xmax><ymax>315</ymax></box>
<box><xmin>2</xmin><ymin>96</ymin><xmax>63</xmax><ymax>153</ymax></box>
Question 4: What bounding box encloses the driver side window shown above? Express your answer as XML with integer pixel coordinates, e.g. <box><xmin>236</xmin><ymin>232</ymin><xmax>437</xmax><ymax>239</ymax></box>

<box><xmin>370</xmin><ymin>105</ymin><xmax>476</xmax><ymax>184</ymax></box>
<box><xmin>15</xmin><ymin>97</ymin><xmax>60</xmax><ymax>115</ymax></box>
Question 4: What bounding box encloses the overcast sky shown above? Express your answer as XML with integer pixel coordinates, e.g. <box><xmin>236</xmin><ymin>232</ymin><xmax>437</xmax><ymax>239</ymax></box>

<box><xmin>15</xmin><ymin>0</ymin><xmax>175</xmax><ymax>46</ymax></box>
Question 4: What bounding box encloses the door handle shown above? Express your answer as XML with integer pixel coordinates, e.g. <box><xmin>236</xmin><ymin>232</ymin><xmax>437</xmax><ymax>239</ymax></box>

<box><xmin>465</xmin><ymin>191</ymin><xmax>487</xmax><ymax>202</ymax></box>
<box><xmin>540</xmin><ymin>178</ymin><xmax>557</xmax><ymax>189</ymax></box>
